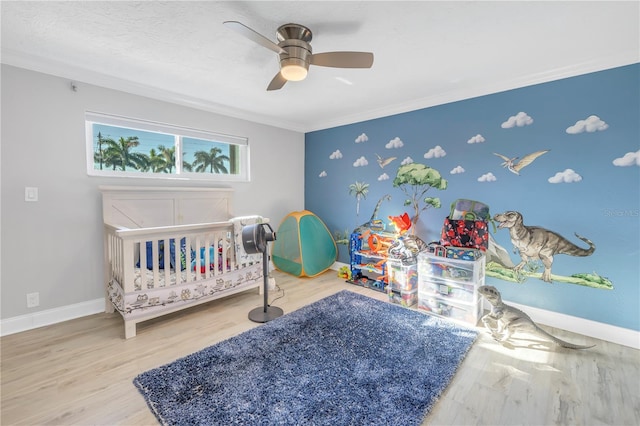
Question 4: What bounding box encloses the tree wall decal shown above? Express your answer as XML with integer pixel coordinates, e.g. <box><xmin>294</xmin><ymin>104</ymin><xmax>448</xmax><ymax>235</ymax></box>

<box><xmin>392</xmin><ymin>163</ymin><xmax>447</xmax><ymax>232</ymax></box>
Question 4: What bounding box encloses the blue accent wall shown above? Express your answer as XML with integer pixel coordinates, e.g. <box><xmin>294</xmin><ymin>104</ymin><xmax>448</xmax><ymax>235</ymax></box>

<box><xmin>305</xmin><ymin>64</ymin><xmax>639</xmax><ymax>331</ymax></box>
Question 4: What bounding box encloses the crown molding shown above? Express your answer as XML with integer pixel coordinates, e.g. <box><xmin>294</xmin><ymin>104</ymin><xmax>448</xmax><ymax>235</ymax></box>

<box><xmin>306</xmin><ymin>52</ymin><xmax>640</xmax><ymax>132</ymax></box>
<box><xmin>3</xmin><ymin>48</ymin><xmax>638</xmax><ymax>134</ymax></box>
<box><xmin>0</xmin><ymin>48</ymin><xmax>307</xmax><ymax>133</ymax></box>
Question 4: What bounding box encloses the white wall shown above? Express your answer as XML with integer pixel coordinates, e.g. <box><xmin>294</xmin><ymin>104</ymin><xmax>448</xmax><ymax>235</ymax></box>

<box><xmin>0</xmin><ymin>64</ymin><xmax>304</xmax><ymax>320</ymax></box>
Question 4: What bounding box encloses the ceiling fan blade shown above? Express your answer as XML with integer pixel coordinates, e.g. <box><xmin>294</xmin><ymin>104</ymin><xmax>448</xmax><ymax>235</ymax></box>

<box><xmin>311</xmin><ymin>52</ymin><xmax>374</xmax><ymax>68</ymax></box>
<box><xmin>223</xmin><ymin>21</ymin><xmax>286</xmax><ymax>55</ymax></box>
<box><xmin>267</xmin><ymin>72</ymin><xmax>287</xmax><ymax>91</ymax></box>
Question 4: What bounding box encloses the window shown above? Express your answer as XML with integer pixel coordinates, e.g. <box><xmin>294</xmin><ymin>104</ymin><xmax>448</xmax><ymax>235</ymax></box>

<box><xmin>86</xmin><ymin>112</ymin><xmax>249</xmax><ymax>181</ymax></box>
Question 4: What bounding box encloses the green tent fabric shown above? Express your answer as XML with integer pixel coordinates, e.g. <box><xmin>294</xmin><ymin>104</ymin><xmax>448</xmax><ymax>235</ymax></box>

<box><xmin>272</xmin><ymin>210</ymin><xmax>337</xmax><ymax>277</ymax></box>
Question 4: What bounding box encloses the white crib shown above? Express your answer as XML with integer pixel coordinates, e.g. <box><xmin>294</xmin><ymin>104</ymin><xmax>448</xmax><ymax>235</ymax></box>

<box><xmin>101</xmin><ymin>186</ymin><xmax>265</xmax><ymax>338</ymax></box>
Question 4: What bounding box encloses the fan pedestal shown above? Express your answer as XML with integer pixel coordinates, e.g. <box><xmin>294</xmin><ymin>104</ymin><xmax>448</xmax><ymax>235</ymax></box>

<box><xmin>243</xmin><ymin>223</ymin><xmax>283</xmax><ymax>323</ymax></box>
<box><xmin>249</xmin><ymin>305</ymin><xmax>284</xmax><ymax>323</ymax></box>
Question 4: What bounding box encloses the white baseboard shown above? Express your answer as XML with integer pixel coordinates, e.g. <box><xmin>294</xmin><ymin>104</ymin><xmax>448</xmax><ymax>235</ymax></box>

<box><xmin>503</xmin><ymin>300</ymin><xmax>639</xmax><ymax>350</ymax></box>
<box><xmin>331</xmin><ymin>261</ymin><xmax>349</xmax><ymax>271</ymax></box>
<box><xmin>330</xmin><ymin>261</ymin><xmax>639</xmax><ymax>349</ymax></box>
<box><xmin>0</xmin><ymin>298</ymin><xmax>105</xmax><ymax>337</ymax></box>
<box><xmin>3</xmin><ymin>266</ymin><xmax>639</xmax><ymax>349</ymax></box>
<box><xmin>1</xmin><ymin>264</ymin><xmax>280</xmax><ymax>337</ymax></box>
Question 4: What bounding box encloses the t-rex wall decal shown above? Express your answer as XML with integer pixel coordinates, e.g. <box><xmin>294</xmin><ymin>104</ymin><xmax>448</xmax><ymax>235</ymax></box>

<box><xmin>493</xmin><ymin>211</ymin><xmax>595</xmax><ymax>283</ymax></box>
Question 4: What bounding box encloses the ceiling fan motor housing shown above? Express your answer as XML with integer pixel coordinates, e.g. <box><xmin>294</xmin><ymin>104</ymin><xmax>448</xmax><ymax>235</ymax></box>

<box><xmin>276</xmin><ymin>23</ymin><xmax>312</xmax><ymax>43</ymax></box>
<box><xmin>278</xmin><ymin>39</ymin><xmax>312</xmax><ymax>79</ymax></box>
<box><xmin>276</xmin><ymin>24</ymin><xmax>313</xmax><ymax>81</ymax></box>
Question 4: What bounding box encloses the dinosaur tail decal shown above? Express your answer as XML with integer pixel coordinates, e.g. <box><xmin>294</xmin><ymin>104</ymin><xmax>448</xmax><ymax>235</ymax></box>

<box><xmin>559</xmin><ymin>233</ymin><xmax>596</xmax><ymax>257</ymax></box>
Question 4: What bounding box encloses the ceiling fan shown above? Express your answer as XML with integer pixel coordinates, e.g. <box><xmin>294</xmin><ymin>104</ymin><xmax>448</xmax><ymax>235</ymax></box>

<box><xmin>223</xmin><ymin>21</ymin><xmax>374</xmax><ymax>91</ymax></box>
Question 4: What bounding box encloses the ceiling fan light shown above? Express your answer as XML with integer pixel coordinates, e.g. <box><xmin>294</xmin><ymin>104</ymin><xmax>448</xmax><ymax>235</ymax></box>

<box><xmin>281</xmin><ymin>64</ymin><xmax>308</xmax><ymax>81</ymax></box>
<box><xmin>280</xmin><ymin>57</ymin><xmax>308</xmax><ymax>81</ymax></box>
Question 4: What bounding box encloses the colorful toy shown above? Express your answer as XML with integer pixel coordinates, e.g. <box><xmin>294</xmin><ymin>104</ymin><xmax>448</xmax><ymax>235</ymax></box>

<box><xmin>427</xmin><ymin>242</ymin><xmax>447</xmax><ymax>257</ymax></box>
<box><xmin>192</xmin><ymin>246</ymin><xmax>217</xmax><ymax>273</ymax></box>
<box><xmin>364</xmin><ymin>232</ymin><xmax>394</xmax><ymax>255</ymax></box>
<box><xmin>388</xmin><ymin>289</ymin><xmax>418</xmax><ymax>307</ymax></box>
<box><xmin>338</xmin><ymin>265</ymin><xmax>352</xmax><ymax>280</ymax></box>
<box><xmin>388</xmin><ymin>212</ymin><xmax>412</xmax><ymax>235</ymax></box>
<box><xmin>445</xmin><ymin>247</ymin><xmax>482</xmax><ymax>261</ymax></box>
<box><xmin>387</xmin><ymin>259</ymin><xmax>418</xmax><ymax>292</ymax></box>
<box><xmin>430</xmin><ymin>262</ymin><xmax>473</xmax><ymax>281</ymax></box>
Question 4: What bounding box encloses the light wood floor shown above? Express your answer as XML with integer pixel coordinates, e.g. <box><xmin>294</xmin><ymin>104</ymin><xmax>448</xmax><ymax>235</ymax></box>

<box><xmin>2</xmin><ymin>270</ymin><xmax>639</xmax><ymax>425</ymax></box>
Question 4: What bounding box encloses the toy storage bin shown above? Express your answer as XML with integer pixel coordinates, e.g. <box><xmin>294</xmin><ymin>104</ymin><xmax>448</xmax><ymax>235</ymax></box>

<box><xmin>386</xmin><ymin>259</ymin><xmax>418</xmax><ymax>292</ymax></box>
<box><xmin>418</xmin><ymin>257</ymin><xmax>478</xmax><ymax>282</ymax></box>
<box><xmin>388</xmin><ymin>288</ymin><xmax>418</xmax><ymax>307</ymax></box>
<box><xmin>419</xmin><ymin>278</ymin><xmax>476</xmax><ymax>303</ymax></box>
<box><xmin>417</xmin><ymin>296</ymin><xmax>482</xmax><ymax>325</ymax></box>
<box><xmin>417</xmin><ymin>251</ymin><xmax>485</xmax><ymax>326</ymax></box>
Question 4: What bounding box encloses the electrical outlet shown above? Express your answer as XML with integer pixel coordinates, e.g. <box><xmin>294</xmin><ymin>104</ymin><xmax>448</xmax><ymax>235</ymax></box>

<box><xmin>26</xmin><ymin>292</ymin><xmax>40</xmax><ymax>308</ymax></box>
<box><xmin>25</xmin><ymin>187</ymin><xmax>39</xmax><ymax>202</ymax></box>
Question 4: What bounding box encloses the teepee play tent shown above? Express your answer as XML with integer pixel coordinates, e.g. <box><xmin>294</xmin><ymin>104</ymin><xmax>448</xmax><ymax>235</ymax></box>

<box><xmin>271</xmin><ymin>210</ymin><xmax>337</xmax><ymax>277</ymax></box>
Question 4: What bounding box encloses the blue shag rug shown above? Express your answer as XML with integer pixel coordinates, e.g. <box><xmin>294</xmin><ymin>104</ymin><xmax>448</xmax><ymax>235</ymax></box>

<box><xmin>133</xmin><ymin>290</ymin><xmax>477</xmax><ymax>426</ymax></box>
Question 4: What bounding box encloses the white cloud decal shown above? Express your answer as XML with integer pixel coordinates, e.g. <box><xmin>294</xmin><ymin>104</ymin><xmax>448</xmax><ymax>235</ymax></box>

<box><xmin>378</xmin><ymin>173</ymin><xmax>389</xmax><ymax>181</ymax></box>
<box><xmin>401</xmin><ymin>156</ymin><xmax>414</xmax><ymax>165</ymax></box>
<box><xmin>501</xmin><ymin>112</ymin><xmax>533</xmax><ymax>128</ymax></box>
<box><xmin>353</xmin><ymin>156</ymin><xmax>368</xmax><ymax>167</ymax></box>
<box><xmin>613</xmin><ymin>150</ymin><xmax>640</xmax><ymax>166</ymax></box>
<box><xmin>386</xmin><ymin>137</ymin><xmax>404</xmax><ymax>149</ymax></box>
<box><xmin>467</xmin><ymin>134</ymin><xmax>485</xmax><ymax>144</ymax></box>
<box><xmin>566</xmin><ymin>115</ymin><xmax>609</xmax><ymax>134</ymax></box>
<box><xmin>477</xmin><ymin>172</ymin><xmax>497</xmax><ymax>182</ymax></box>
<box><xmin>450</xmin><ymin>166</ymin><xmax>465</xmax><ymax>174</ymax></box>
<box><xmin>319</xmin><ymin>171</ymin><xmax>327</xmax><ymax>178</ymax></box>
<box><xmin>424</xmin><ymin>145</ymin><xmax>447</xmax><ymax>159</ymax></box>
<box><xmin>329</xmin><ymin>149</ymin><xmax>343</xmax><ymax>159</ymax></box>
<box><xmin>548</xmin><ymin>169</ymin><xmax>582</xmax><ymax>183</ymax></box>
<box><xmin>355</xmin><ymin>133</ymin><xmax>368</xmax><ymax>143</ymax></box>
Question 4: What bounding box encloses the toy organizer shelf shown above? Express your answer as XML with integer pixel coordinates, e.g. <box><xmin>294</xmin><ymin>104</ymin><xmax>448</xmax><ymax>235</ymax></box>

<box><xmin>347</xmin><ymin>232</ymin><xmax>393</xmax><ymax>292</ymax></box>
<box><xmin>417</xmin><ymin>251</ymin><xmax>485</xmax><ymax>325</ymax></box>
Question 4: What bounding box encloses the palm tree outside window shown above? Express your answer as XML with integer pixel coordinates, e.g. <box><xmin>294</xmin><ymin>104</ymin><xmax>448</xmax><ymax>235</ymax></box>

<box><xmin>86</xmin><ymin>112</ymin><xmax>249</xmax><ymax>182</ymax></box>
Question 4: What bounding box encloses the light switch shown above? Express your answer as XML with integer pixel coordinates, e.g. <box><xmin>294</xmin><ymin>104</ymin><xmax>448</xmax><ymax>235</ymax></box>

<box><xmin>25</xmin><ymin>187</ymin><xmax>38</xmax><ymax>202</ymax></box>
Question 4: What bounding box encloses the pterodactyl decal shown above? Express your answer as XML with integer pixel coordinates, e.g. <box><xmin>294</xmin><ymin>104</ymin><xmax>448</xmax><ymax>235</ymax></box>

<box><xmin>494</xmin><ymin>150</ymin><xmax>549</xmax><ymax>175</ymax></box>
<box><xmin>375</xmin><ymin>153</ymin><xmax>397</xmax><ymax>168</ymax></box>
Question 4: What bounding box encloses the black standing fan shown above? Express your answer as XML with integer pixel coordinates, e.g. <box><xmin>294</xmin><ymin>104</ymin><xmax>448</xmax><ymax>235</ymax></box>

<box><xmin>242</xmin><ymin>222</ymin><xmax>283</xmax><ymax>323</ymax></box>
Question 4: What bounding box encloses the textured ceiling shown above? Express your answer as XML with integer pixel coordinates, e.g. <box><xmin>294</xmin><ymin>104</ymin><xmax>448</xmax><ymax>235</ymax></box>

<box><xmin>1</xmin><ymin>1</ymin><xmax>638</xmax><ymax>132</ymax></box>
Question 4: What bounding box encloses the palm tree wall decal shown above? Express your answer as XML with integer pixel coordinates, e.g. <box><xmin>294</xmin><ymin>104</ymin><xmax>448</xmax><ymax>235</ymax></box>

<box><xmin>348</xmin><ymin>181</ymin><xmax>369</xmax><ymax>217</ymax></box>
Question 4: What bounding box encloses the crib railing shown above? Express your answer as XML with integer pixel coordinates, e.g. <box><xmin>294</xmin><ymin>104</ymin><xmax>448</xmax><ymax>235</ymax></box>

<box><xmin>104</xmin><ymin>221</ymin><xmax>247</xmax><ymax>294</ymax></box>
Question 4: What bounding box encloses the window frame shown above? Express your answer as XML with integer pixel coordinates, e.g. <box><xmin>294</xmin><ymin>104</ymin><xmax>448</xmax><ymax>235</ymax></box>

<box><xmin>85</xmin><ymin>112</ymin><xmax>250</xmax><ymax>182</ymax></box>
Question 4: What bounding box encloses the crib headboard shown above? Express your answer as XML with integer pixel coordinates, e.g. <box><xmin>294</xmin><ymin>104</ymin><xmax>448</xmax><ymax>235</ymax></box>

<box><xmin>100</xmin><ymin>186</ymin><xmax>234</xmax><ymax>228</ymax></box>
